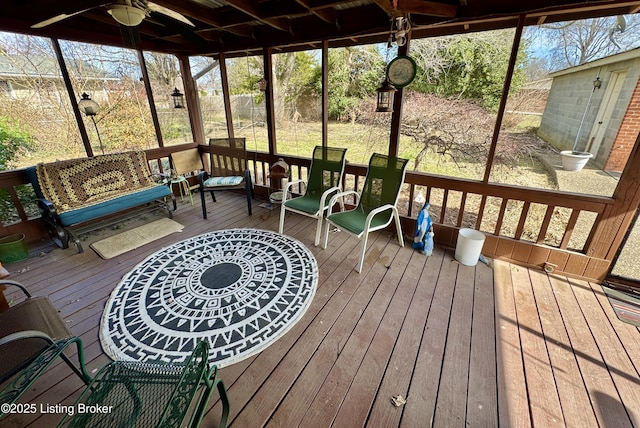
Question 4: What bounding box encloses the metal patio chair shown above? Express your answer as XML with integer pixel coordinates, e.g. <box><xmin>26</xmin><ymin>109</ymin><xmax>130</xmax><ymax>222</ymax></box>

<box><xmin>279</xmin><ymin>146</ymin><xmax>347</xmax><ymax>246</ymax></box>
<box><xmin>1</xmin><ymin>280</ymin><xmax>91</xmax><ymax>416</ymax></box>
<box><xmin>57</xmin><ymin>340</ymin><xmax>229</xmax><ymax>428</ymax></box>
<box><xmin>322</xmin><ymin>153</ymin><xmax>409</xmax><ymax>272</ymax></box>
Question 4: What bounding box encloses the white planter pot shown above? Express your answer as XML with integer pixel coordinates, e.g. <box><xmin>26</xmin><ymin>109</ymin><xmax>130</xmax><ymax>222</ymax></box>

<box><xmin>560</xmin><ymin>150</ymin><xmax>593</xmax><ymax>171</ymax></box>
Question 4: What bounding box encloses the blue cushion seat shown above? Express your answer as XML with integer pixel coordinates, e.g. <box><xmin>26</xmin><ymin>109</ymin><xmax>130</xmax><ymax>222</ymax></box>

<box><xmin>203</xmin><ymin>176</ymin><xmax>244</xmax><ymax>187</ymax></box>
<box><xmin>57</xmin><ymin>184</ymin><xmax>171</xmax><ymax>226</ymax></box>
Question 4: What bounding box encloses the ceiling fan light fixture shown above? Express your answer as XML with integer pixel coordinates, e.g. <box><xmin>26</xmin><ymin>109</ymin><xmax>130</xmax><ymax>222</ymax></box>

<box><xmin>108</xmin><ymin>5</ymin><xmax>146</xmax><ymax>26</ymax></box>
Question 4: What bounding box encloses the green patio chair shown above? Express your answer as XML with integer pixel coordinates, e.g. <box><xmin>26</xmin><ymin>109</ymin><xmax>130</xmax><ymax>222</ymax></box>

<box><xmin>0</xmin><ymin>280</ymin><xmax>91</xmax><ymax>413</ymax></box>
<box><xmin>279</xmin><ymin>146</ymin><xmax>347</xmax><ymax>246</ymax></box>
<box><xmin>57</xmin><ymin>340</ymin><xmax>229</xmax><ymax>428</ymax></box>
<box><xmin>322</xmin><ymin>153</ymin><xmax>409</xmax><ymax>273</ymax></box>
<box><xmin>1</xmin><ymin>337</ymin><xmax>90</xmax><ymax>418</ymax></box>
<box><xmin>199</xmin><ymin>137</ymin><xmax>253</xmax><ymax>218</ymax></box>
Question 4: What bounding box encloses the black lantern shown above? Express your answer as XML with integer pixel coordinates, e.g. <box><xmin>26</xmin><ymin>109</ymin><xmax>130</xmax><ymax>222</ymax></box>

<box><xmin>78</xmin><ymin>93</ymin><xmax>105</xmax><ymax>154</ymax></box>
<box><xmin>78</xmin><ymin>92</ymin><xmax>100</xmax><ymax>116</ymax></box>
<box><xmin>593</xmin><ymin>77</ymin><xmax>602</xmax><ymax>89</ymax></box>
<box><xmin>171</xmin><ymin>87</ymin><xmax>185</xmax><ymax>108</ymax></box>
<box><xmin>376</xmin><ymin>79</ymin><xmax>396</xmax><ymax>112</ymax></box>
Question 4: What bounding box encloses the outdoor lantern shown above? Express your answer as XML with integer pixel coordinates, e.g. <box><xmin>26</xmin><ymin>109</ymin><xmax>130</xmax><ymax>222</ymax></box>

<box><xmin>258</xmin><ymin>78</ymin><xmax>268</xmax><ymax>91</ymax></box>
<box><xmin>376</xmin><ymin>79</ymin><xmax>395</xmax><ymax>112</ymax></box>
<box><xmin>78</xmin><ymin>93</ymin><xmax>99</xmax><ymax>116</ymax></box>
<box><xmin>593</xmin><ymin>77</ymin><xmax>602</xmax><ymax>89</ymax></box>
<box><xmin>171</xmin><ymin>88</ymin><xmax>185</xmax><ymax>108</ymax></box>
<box><xmin>78</xmin><ymin>93</ymin><xmax>105</xmax><ymax>154</ymax></box>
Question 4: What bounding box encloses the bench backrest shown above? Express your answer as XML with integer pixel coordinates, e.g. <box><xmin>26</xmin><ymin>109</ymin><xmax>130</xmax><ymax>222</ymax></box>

<box><xmin>32</xmin><ymin>151</ymin><xmax>156</xmax><ymax>212</ymax></box>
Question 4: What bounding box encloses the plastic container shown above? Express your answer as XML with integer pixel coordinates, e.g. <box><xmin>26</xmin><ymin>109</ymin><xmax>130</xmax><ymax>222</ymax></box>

<box><xmin>0</xmin><ymin>233</ymin><xmax>29</xmax><ymax>264</ymax></box>
<box><xmin>454</xmin><ymin>228</ymin><xmax>485</xmax><ymax>266</ymax></box>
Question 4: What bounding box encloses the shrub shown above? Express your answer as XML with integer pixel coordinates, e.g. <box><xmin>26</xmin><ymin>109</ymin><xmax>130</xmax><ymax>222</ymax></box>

<box><xmin>0</xmin><ymin>117</ymin><xmax>33</xmax><ymax>171</ymax></box>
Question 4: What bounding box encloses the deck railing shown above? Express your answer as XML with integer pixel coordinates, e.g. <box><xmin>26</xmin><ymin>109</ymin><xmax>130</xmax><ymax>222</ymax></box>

<box><xmin>0</xmin><ymin>144</ymin><xmax>616</xmax><ymax>280</ymax></box>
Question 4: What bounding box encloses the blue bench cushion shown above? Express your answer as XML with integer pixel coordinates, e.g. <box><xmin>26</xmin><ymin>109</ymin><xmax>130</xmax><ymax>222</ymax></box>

<box><xmin>57</xmin><ymin>184</ymin><xmax>171</xmax><ymax>226</ymax></box>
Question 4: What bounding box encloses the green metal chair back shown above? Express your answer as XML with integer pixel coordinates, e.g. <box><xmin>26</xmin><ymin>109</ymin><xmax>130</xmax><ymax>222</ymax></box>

<box><xmin>357</xmin><ymin>153</ymin><xmax>409</xmax><ymax>224</ymax></box>
<box><xmin>305</xmin><ymin>146</ymin><xmax>347</xmax><ymax>204</ymax></box>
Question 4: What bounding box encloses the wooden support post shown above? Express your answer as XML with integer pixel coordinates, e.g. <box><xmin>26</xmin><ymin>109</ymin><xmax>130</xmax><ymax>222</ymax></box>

<box><xmin>178</xmin><ymin>54</ymin><xmax>205</xmax><ymax>144</ymax></box>
<box><xmin>138</xmin><ymin>50</ymin><xmax>165</xmax><ymax>147</ymax></box>
<box><xmin>389</xmin><ymin>41</ymin><xmax>410</xmax><ymax>158</ymax></box>
<box><xmin>218</xmin><ymin>52</ymin><xmax>235</xmax><ymax>138</ymax></box>
<box><xmin>264</xmin><ymin>47</ymin><xmax>278</xmax><ymax>156</ymax></box>
<box><xmin>483</xmin><ymin>15</ymin><xmax>525</xmax><ymax>183</ymax></box>
<box><xmin>322</xmin><ymin>40</ymin><xmax>329</xmax><ymax>148</ymax></box>
<box><xmin>51</xmin><ymin>39</ymin><xmax>93</xmax><ymax>157</ymax></box>
<box><xmin>588</xmin><ymin>131</ymin><xmax>640</xmax><ymax>262</ymax></box>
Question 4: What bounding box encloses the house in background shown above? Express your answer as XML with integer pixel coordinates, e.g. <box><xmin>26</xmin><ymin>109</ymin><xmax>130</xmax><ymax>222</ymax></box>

<box><xmin>0</xmin><ymin>54</ymin><xmax>118</xmax><ymax>105</ymax></box>
<box><xmin>538</xmin><ymin>47</ymin><xmax>640</xmax><ymax>172</ymax></box>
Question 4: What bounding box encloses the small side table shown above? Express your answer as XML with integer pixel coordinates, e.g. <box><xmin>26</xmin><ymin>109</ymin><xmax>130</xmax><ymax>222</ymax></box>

<box><xmin>170</xmin><ymin>176</ymin><xmax>193</xmax><ymax>205</ymax></box>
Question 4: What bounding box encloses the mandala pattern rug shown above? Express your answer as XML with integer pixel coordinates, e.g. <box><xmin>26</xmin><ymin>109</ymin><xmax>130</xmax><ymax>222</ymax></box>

<box><xmin>100</xmin><ymin>228</ymin><xmax>318</xmax><ymax>367</ymax></box>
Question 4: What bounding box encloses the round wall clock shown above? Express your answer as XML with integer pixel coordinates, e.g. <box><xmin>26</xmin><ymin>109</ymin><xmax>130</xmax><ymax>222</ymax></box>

<box><xmin>386</xmin><ymin>55</ymin><xmax>417</xmax><ymax>88</ymax></box>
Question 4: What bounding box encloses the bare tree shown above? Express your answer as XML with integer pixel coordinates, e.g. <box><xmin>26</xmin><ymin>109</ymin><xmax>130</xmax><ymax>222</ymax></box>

<box><xmin>527</xmin><ymin>14</ymin><xmax>640</xmax><ymax>71</ymax></box>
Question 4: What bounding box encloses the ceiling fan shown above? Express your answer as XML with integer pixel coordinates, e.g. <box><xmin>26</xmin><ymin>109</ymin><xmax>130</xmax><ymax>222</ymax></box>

<box><xmin>31</xmin><ymin>0</ymin><xmax>194</xmax><ymax>29</ymax></box>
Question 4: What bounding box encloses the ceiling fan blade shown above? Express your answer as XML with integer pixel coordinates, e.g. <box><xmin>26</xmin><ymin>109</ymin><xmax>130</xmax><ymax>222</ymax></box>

<box><xmin>31</xmin><ymin>3</ymin><xmax>108</xmax><ymax>28</ymax></box>
<box><xmin>147</xmin><ymin>2</ymin><xmax>195</xmax><ymax>27</ymax></box>
<box><xmin>32</xmin><ymin>7</ymin><xmax>98</xmax><ymax>29</ymax></box>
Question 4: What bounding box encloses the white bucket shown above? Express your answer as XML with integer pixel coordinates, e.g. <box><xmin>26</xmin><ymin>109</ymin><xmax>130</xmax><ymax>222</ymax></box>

<box><xmin>454</xmin><ymin>228</ymin><xmax>486</xmax><ymax>266</ymax></box>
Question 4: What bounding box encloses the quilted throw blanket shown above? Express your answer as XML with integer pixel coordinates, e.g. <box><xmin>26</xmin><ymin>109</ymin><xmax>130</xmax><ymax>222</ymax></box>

<box><xmin>36</xmin><ymin>151</ymin><xmax>157</xmax><ymax>213</ymax></box>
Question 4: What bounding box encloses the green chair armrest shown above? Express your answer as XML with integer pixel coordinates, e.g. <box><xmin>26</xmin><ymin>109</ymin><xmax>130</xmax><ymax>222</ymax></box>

<box><xmin>1</xmin><ymin>337</ymin><xmax>90</xmax><ymax>415</ymax></box>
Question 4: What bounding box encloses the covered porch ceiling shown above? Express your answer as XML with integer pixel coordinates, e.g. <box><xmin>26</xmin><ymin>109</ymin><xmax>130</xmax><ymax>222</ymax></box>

<box><xmin>2</xmin><ymin>0</ymin><xmax>640</xmax><ymax>56</ymax></box>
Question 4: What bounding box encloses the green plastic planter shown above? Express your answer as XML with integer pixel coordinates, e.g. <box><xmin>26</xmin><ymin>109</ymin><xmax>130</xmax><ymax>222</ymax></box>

<box><xmin>0</xmin><ymin>233</ymin><xmax>29</xmax><ymax>264</ymax></box>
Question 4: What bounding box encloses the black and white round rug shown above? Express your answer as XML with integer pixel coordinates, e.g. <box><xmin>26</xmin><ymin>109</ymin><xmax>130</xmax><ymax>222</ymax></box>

<box><xmin>100</xmin><ymin>228</ymin><xmax>318</xmax><ymax>367</ymax></box>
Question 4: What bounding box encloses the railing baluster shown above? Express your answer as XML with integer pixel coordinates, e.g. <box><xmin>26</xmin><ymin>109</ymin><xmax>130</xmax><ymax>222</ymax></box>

<box><xmin>408</xmin><ymin>184</ymin><xmax>415</xmax><ymax>217</ymax></box>
<box><xmin>560</xmin><ymin>209</ymin><xmax>580</xmax><ymax>249</ymax></box>
<box><xmin>440</xmin><ymin>189</ymin><xmax>448</xmax><ymax>225</ymax></box>
<box><xmin>457</xmin><ymin>192</ymin><xmax>467</xmax><ymax>228</ymax></box>
<box><xmin>537</xmin><ymin>205</ymin><xmax>555</xmax><ymax>244</ymax></box>
<box><xmin>476</xmin><ymin>195</ymin><xmax>487</xmax><ymax>231</ymax></box>
<box><xmin>514</xmin><ymin>201</ymin><xmax>531</xmax><ymax>240</ymax></box>
<box><xmin>495</xmin><ymin>199</ymin><xmax>508</xmax><ymax>235</ymax></box>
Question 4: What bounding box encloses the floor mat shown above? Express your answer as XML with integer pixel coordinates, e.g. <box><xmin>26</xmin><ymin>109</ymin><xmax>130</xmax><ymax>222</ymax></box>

<box><xmin>90</xmin><ymin>218</ymin><xmax>183</xmax><ymax>259</ymax></box>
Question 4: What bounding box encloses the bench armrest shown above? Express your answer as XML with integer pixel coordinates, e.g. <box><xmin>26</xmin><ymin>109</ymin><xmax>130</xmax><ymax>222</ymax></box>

<box><xmin>36</xmin><ymin>198</ymin><xmax>57</xmax><ymax>218</ymax></box>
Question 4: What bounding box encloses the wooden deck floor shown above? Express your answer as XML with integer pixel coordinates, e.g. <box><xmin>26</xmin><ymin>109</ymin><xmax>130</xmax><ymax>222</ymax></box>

<box><xmin>2</xmin><ymin>192</ymin><xmax>640</xmax><ymax>427</ymax></box>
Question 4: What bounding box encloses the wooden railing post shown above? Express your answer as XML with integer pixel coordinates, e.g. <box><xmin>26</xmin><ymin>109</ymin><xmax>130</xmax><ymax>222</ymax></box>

<box><xmin>587</xmin><ymin>132</ymin><xmax>640</xmax><ymax>261</ymax></box>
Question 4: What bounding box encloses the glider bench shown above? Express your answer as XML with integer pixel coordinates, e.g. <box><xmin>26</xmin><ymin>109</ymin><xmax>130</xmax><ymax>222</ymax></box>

<box><xmin>25</xmin><ymin>150</ymin><xmax>176</xmax><ymax>253</ymax></box>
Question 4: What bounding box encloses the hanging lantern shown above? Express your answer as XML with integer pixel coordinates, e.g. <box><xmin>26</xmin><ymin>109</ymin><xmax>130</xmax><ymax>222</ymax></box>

<box><xmin>376</xmin><ymin>79</ymin><xmax>395</xmax><ymax>112</ymax></box>
<box><xmin>593</xmin><ymin>77</ymin><xmax>602</xmax><ymax>89</ymax></box>
<box><xmin>78</xmin><ymin>92</ymin><xmax>100</xmax><ymax>116</ymax></box>
<box><xmin>171</xmin><ymin>87</ymin><xmax>185</xmax><ymax>108</ymax></box>
<box><xmin>258</xmin><ymin>78</ymin><xmax>268</xmax><ymax>91</ymax></box>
